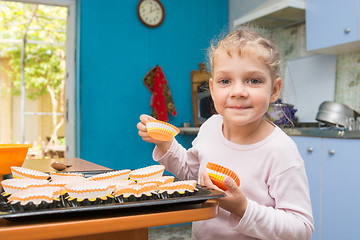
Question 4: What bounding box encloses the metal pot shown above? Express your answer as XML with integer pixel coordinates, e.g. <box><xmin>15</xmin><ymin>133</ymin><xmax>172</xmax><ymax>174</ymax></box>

<box><xmin>316</xmin><ymin>101</ymin><xmax>360</xmax><ymax>126</ymax></box>
<box><xmin>267</xmin><ymin>101</ymin><xmax>297</xmax><ymax>126</ymax></box>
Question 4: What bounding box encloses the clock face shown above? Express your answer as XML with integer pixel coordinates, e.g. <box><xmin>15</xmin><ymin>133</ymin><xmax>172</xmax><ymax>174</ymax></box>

<box><xmin>137</xmin><ymin>0</ymin><xmax>165</xmax><ymax>27</ymax></box>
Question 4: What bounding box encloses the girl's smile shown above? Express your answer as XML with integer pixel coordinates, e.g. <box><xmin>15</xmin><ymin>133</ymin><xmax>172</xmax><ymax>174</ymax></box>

<box><xmin>229</xmin><ymin>106</ymin><xmax>250</xmax><ymax>109</ymax></box>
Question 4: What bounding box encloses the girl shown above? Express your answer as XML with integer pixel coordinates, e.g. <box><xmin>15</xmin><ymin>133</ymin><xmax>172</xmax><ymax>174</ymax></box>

<box><xmin>137</xmin><ymin>28</ymin><xmax>314</xmax><ymax>240</ymax></box>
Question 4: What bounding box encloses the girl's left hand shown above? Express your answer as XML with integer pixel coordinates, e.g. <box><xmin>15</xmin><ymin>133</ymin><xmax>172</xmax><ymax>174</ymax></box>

<box><xmin>200</xmin><ymin>170</ymin><xmax>248</xmax><ymax>218</ymax></box>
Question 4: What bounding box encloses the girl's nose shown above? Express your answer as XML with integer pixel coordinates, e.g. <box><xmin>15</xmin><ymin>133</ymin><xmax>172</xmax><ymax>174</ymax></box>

<box><xmin>230</xmin><ymin>82</ymin><xmax>248</xmax><ymax>98</ymax></box>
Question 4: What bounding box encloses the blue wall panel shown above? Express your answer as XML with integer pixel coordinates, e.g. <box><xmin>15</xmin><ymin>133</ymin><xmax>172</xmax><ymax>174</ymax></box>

<box><xmin>77</xmin><ymin>0</ymin><xmax>228</xmax><ymax>170</ymax></box>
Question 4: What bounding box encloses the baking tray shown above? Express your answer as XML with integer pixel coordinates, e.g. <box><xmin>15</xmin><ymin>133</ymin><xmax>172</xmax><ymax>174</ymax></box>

<box><xmin>0</xmin><ymin>170</ymin><xmax>225</xmax><ymax>221</ymax></box>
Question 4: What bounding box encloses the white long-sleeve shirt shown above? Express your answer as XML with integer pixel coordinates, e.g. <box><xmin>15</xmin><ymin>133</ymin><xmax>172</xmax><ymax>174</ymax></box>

<box><xmin>153</xmin><ymin>114</ymin><xmax>314</xmax><ymax>240</ymax></box>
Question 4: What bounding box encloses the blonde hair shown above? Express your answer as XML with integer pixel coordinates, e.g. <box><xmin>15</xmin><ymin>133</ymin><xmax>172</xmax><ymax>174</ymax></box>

<box><xmin>208</xmin><ymin>28</ymin><xmax>282</xmax><ymax>81</ymax></box>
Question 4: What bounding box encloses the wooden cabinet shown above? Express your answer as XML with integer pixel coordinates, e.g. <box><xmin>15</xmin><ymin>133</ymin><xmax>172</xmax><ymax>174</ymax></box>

<box><xmin>291</xmin><ymin>136</ymin><xmax>360</xmax><ymax>239</ymax></box>
<box><xmin>306</xmin><ymin>0</ymin><xmax>360</xmax><ymax>54</ymax></box>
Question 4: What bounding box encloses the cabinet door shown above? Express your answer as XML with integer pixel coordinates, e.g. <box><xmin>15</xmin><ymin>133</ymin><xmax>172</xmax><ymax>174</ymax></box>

<box><xmin>291</xmin><ymin>136</ymin><xmax>321</xmax><ymax>240</ymax></box>
<box><xmin>306</xmin><ymin>0</ymin><xmax>358</xmax><ymax>51</ymax></box>
<box><xmin>322</xmin><ymin>138</ymin><xmax>360</xmax><ymax>239</ymax></box>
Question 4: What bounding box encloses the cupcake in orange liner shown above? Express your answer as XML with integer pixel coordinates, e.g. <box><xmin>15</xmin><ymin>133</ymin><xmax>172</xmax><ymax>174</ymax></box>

<box><xmin>206</xmin><ymin>162</ymin><xmax>240</xmax><ymax>191</ymax></box>
<box><xmin>50</xmin><ymin>171</ymin><xmax>84</xmax><ymax>180</ymax></box>
<box><xmin>129</xmin><ymin>165</ymin><xmax>165</xmax><ymax>181</ymax></box>
<box><xmin>7</xmin><ymin>186</ymin><xmax>62</xmax><ymax>212</ymax></box>
<box><xmin>114</xmin><ymin>183</ymin><xmax>157</xmax><ymax>203</ymax></box>
<box><xmin>64</xmin><ymin>181</ymin><xmax>115</xmax><ymax>207</ymax></box>
<box><xmin>87</xmin><ymin>169</ymin><xmax>131</xmax><ymax>181</ymax></box>
<box><xmin>11</xmin><ymin>166</ymin><xmax>49</xmax><ymax>180</ymax></box>
<box><xmin>157</xmin><ymin>180</ymin><xmax>198</xmax><ymax>199</ymax></box>
<box><xmin>146</xmin><ymin>120</ymin><xmax>180</xmax><ymax>141</ymax></box>
<box><xmin>136</xmin><ymin>176</ymin><xmax>175</xmax><ymax>186</ymax></box>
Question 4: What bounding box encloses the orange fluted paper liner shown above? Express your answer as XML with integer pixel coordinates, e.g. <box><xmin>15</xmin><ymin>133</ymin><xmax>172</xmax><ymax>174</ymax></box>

<box><xmin>64</xmin><ymin>181</ymin><xmax>115</xmax><ymax>200</ymax></box>
<box><xmin>8</xmin><ymin>186</ymin><xmax>61</xmax><ymax>205</ymax></box>
<box><xmin>157</xmin><ymin>180</ymin><xmax>197</xmax><ymax>194</ymax></box>
<box><xmin>87</xmin><ymin>169</ymin><xmax>131</xmax><ymax>181</ymax></box>
<box><xmin>11</xmin><ymin>166</ymin><xmax>49</xmax><ymax>180</ymax></box>
<box><xmin>48</xmin><ymin>176</ymin><xmax>87</xmax><ymax>188</ymax></box>
<box><xmin>92</xmin><ymin>179</ymin><xmax>136</xmax><ymax>188</ymax></box>
<box><xmin>146</xmin><ymin>120</ymin><xmax>180</xmax><ymax>141</ymax></box>
<box><xmin>50</xmin><ymin>171</ymin><xmax>84</xmax><ymax>180</ymax></box>
<box><xmin>114</xmin><ymin>183</ymin><xmax>157</xmax><ymax>198</ymax></box>
<box><xmin>206</xmin><ymin>162</ymin><xmax>240</xmax><ymax>191</ymax></box>
<box><xmin>129</xmin><ymin>165</ymin><xmax>165</xmax><ymax>181</ymax></box>
<box><xmin>1</xmin><ymin>178</ymin><xmax>49</xmax><ymax>195</ymax></box>
<box><xmin>136</xmin><ymin>176</ymin><xmax>175</xmax><ymax>186</ymax></box>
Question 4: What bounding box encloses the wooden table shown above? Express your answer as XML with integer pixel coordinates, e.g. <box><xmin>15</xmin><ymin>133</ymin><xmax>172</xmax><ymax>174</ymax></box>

<box><xmin>21</xmin><ymin>157</ymin><xmax>112</xmax><ymax>173</ymax></box>
<box><xmin>0</xmin><ymin>158</ymin><xmax>219</xmax><ymax>240</ymax></box>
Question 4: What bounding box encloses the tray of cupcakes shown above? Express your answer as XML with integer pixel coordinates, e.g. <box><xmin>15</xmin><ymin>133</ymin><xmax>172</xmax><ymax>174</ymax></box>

<box><xmin>0</xmin><ymin>164</ymin><xmax>225</xmax><ymax>220</ymax></box>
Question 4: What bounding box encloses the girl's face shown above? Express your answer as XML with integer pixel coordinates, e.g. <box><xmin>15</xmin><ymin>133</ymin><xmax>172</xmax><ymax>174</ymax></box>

<box><xmin>209</xmin><ymin>47</ymin><xmax>281</xmax><ymax>128</ymax></box>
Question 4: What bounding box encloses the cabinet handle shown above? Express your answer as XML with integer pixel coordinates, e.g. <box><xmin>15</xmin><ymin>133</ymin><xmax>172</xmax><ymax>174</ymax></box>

<box><xmin>328</xmin><ymin>149</ymin><xmax>335</xmax><ymax>155</ymax></box>
<box><xmin>307</xmin><ymin>148</ymin><xmax>313</xmax><ymax>153</ymax></box>
<box><xmin>344</xmin><ymin>28</ymin><xmax>350</xmax><ymax>33</ymax></box>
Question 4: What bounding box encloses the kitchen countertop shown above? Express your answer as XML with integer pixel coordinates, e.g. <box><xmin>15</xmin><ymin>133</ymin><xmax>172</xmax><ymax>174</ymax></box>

<box><xmin>282</xmin><ymin>127</ymin><xmax>360</xmax><ymax>139</ymax></box>
<box><xmin>179</xmin><ymin>127</ymin><xmax>360</xmax><ymax>139</ymax></box>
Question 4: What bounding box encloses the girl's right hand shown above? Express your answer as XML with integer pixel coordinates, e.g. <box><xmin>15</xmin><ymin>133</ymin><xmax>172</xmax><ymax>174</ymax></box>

<box><xmin>137</xmin><ymin>114</ymin><xmax>173</xmax><ymax>154</ymax></box>
<box><xmin>137</xmin><ymin>114</ymin><xmax>159</xmax><ymax>144</ymax></box>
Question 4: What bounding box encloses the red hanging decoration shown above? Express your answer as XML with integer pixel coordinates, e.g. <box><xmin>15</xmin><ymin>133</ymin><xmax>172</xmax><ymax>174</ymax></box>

<box><xmin>143</xmin><ymin>66</ymin><xmax>177</xmax><ymax>122</ymax></box>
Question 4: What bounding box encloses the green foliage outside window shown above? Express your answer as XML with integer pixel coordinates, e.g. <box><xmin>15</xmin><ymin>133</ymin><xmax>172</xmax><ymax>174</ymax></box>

<box><xmin>0</xmin><ymin>2</ymin><xmax>68</xmax><ymax>146</ymax></box>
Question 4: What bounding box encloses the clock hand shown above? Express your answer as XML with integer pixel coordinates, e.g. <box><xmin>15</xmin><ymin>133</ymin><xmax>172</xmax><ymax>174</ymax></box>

<box><xmin>149</xmin><ymin>7</ymin><xmax>159</xmax><ymax>13</ymax></box>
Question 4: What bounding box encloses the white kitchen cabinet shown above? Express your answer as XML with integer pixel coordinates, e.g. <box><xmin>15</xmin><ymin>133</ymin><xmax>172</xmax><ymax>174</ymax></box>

<box><xmin>231</xmin><ymin>0</ymin><xmax>306</xmax><ymax>29</ymax></box>
<box><xmin>291</xmin><ymin>136</ymin><xmax>360</xmax><ymax>239</ymax></box>
<box><xmin>306</xmin><ymin>0</ymin><xmax>360</xmax><ymax>54</ymax></box>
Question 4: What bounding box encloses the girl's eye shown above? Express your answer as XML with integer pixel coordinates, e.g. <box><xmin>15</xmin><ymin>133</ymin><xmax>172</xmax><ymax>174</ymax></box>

<box><xmin>247</xmin><ymin>78</ymin><xmax>260</xmax><ymax>84</ymax></box>
<box><xmin>219</xmin><ymin>79</ymin><xmax>231</xmax><ymax>85</ymax></box>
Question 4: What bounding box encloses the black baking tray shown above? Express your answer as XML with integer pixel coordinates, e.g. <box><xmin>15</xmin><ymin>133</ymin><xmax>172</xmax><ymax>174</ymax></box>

<box><xmin>0</xmin><ymin>170</ymin><xmax>225</xmax><ymax>221</ymax></box>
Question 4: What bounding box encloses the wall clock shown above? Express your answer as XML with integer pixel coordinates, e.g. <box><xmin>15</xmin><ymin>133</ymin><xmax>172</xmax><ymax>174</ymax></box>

<box><xmin>137</xmin><ymin>0</ymin><xmax>165</xmax><ymax>28</ymax></box>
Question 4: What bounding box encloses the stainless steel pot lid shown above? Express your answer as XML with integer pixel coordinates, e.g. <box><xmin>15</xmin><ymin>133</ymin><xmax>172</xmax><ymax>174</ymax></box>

<box><xmin>316</xmin><ymin>101</ymin><xmax>359</xmax><ymax>126</ymax></box>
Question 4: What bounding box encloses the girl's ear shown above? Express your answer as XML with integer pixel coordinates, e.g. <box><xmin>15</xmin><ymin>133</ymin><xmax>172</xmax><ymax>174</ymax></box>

<box><xmin>209</xmin><ymin>78</ymin><xmax>214</xmax><ymax>94</ymax></box>
<box><xmin>270</xmin><ymin>77</ymin><xmax>282</xmax><ymax>103</ymax></box>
